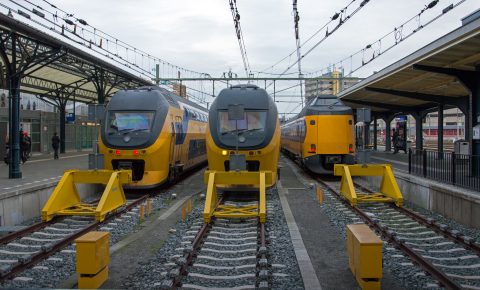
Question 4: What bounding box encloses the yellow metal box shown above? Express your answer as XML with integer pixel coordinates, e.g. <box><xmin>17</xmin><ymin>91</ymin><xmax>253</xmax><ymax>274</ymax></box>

<box><xmin>346</xmin><ymin>226</ymin><xmax>355</xmax><ymax>275</ymax></box>
<box><xmin>348</xmin><ymin>224</ymin><xmax>383</xmax><ymax>279</ymax></box>
<box><xmin>356</xmin><ymin>277</ymin><xmax>381</xmax><ymax>290</ymax></box>
<box><xmin>78</xmin><ymin>266</ymin><xmax>109</xmax><ymax>289</ymax></box>
<box><xmin>75</xmin><ymin>231</ymin><xmax>110</xmax><ymax>275</ymax></box>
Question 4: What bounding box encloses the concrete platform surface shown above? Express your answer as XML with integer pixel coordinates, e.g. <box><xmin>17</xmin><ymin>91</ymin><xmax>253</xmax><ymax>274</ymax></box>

<box><xmin>0</xmin><ymin>151</ymin><xmax>91</xmax><ymax>194</ymax></box>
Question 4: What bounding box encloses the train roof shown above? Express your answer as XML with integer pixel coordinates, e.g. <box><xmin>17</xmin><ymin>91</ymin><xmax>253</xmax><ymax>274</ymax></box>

<box><xmin>214</xmin><ymin>84</ymin><xmax>272</xmax><ymax>110</ymax></box>
<box><xmin>109</xmin><ymin>86</ymin><xmax>208</xmax><ymax>112</ymax></box>
<box><xmin>295</xmin><ymin>94</ymin><xmax>352</xmax><ymax>118</ymax></box>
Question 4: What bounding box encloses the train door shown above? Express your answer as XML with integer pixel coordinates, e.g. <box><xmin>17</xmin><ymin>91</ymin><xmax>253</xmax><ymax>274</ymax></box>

<box><xmin>174</xmin><ymin>116</ymin><xmax>183</xmax><ymax>164</ymax></box>
<box><xmin>168</xmin><ymin>115</ymin><xmax>181</xmax><ymax>182</ymax></box>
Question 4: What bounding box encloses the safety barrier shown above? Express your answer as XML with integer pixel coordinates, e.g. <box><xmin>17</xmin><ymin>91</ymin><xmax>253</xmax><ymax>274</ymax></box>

<box><xmin>409</xmin><ymin>149</ymin><xmax>480</xmax><ymax>192</ymax></box>
<box><xmin>347</xmin><ymin>224</ymin><xmax>382</xmax><ymax>290</ymax></box>
<box><xmin>42</xmin><ymin>170</ymin><xmax>132</xmax><ymax>222</ymax></box>
<box><xmin>334</xmin><ymin>164</ymin><xmax>403</xmax><ymax>207</ymax></box>
<box><xmin>203</xmin><ymin>171</ymin><xmax>273</xmax><ymax>223</ymax></box>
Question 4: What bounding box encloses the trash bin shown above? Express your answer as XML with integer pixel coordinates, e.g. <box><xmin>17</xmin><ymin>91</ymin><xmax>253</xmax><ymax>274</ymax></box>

<box><xmin>454</xmin><ymin>140</ymin><xmax>469</xmax><ymax>156</ymax></box>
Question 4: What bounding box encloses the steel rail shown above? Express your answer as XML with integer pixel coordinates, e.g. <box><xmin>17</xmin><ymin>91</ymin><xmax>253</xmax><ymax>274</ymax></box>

<box><xmin>353</xmin><ymin>182</ymin><xmax>480</xmax><ymax>257</ymax></box>
<box><xmin>316</xmin><ymin>178</ymin><xmax>463</xmax><ymax>290</ymax></box>
<box><xmin>0</xmin><ymin>198</ymin><xmax>102</xmax><ymax>246</ymax></box>
<box><xmin>0</xmin><ymin>195</ymin><xmax>148</xmax><ymax>281</ymax></box>
<box><xmin>0</xmin><ymin>219</ymin><xmax>57</xmax><ymax>246</ymax></box>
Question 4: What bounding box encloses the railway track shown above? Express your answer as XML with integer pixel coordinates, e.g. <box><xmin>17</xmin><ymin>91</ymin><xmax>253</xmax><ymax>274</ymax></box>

<box><xmin>316</xmin><ymin>178</ymin><xmax>480</xmax><ymax>290</ymax></box>
<box><xmin>0</xmin><ymin>196</ymin><xmax>148</xmax><ymax>282</ymax></box>
<box><xmin>160</xmin><ymin>200</ymin><xmax>269</xmax><ymax>290</ymax></box>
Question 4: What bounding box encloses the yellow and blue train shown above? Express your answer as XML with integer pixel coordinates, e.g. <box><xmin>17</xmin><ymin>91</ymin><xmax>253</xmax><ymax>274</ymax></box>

<box><xmin>281</xmin><ymin>95</ymin><xmax>355</xmax><ymax>174</ymax></box>
<box><xmin>99</xmin><ymin>86</ymin><xmax>208</xmax><ymax>188</ymax></box>
<box><xmin>206</xmin><ymin>84</ymin><xmax>280</xmax><ymax>187</ymax></box>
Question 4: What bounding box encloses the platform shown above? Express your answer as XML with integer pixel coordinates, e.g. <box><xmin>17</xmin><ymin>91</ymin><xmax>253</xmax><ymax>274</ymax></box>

<box><xmin>0</xmin><ymin>151</ymin><xmax>91</xmax><ymax>226</ymax></box>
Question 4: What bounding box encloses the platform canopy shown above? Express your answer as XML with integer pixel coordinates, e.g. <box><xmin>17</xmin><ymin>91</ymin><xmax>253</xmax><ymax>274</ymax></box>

<box><xmin>0</xmin><ymin>13</ymin><xmax>151</xmax><ymax>104</ymax></box>
<box><xmin>338</xmin><ymin>15</ymin><xmax>480</xmax><ymax>115</ymax></box>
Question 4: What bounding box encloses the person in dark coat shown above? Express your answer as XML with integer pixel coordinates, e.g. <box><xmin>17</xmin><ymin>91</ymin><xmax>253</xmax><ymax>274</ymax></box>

<box><xmin>51</xmin><ymin>132</ymin><xmax>60</xmax><ymax>159</ymax></box>
<box><xmin>392</xmin><ymin>128</ymin><xmax>400</xmax><ymax>154</ymax></box>
<box><xmin>21</xmin><ymin>132</ymin><xmax>31</xmax><ymax>163</ymax></box>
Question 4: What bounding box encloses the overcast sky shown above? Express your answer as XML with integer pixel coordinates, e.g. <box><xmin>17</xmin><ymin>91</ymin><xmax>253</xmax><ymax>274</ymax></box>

<box><xmin>28</xmin><ymin>0</ymin><xmax>480</xmax><ymax>114</ymax></box>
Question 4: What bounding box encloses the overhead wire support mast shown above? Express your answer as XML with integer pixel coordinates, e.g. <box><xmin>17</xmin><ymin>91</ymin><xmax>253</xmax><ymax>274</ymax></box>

<box><xmin>278</xmin><ymin>0</ymin><xmax>372</xmax><ymax>79</ymax></box>
<box><xmin>229</xmin><ymin>0</ymin><xmax>251</xmax><ymax>78</ymax></box>
<box><xmin>292</xmin><ymin>0</ymin><xmax>304</xmax><ymax>108</ymax></box>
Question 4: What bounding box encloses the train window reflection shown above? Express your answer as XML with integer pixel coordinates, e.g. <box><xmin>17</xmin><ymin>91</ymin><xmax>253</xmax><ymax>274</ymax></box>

<box><xmin>107</xmin><ymin>111</ymin><xmax>155</xmax><ymax>134</ymax></box>
<box><xmin>219</xmin><ymin>111</ymin><xmax>267</xmax><ymax>134</ymax></box>
<box><xmin>315</xmin><ymin>98</ymin><xmax>343</xmax><ymax>106</ymax></box>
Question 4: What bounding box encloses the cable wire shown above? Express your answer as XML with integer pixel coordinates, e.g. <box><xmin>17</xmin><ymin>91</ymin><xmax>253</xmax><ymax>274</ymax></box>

<box><xmin>306</xmin><ymin>0</ymin><xmax>467</xmax><ymax>77</ymax></box>
<box><xmin>228</xmin><ymin>0</ymin><xmax>251</xmax><ymax>77</ymax></box>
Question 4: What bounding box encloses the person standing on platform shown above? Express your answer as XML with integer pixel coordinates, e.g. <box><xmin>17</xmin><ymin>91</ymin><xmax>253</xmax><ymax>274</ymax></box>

<box><xmin>52</xmin><ymin>132</ymin><xmax>60</xmax><ymax>159</ymax></box>
<box><xmin>392</xmin><ymin>128</ymin><xmax>399</xmax><ymax>154</ymax></box>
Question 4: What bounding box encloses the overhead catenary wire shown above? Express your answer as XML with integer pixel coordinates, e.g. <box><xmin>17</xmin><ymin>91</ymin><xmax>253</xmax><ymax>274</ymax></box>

<box><xmin>2</xmin><ymin>0</ymin><xmax>214</xmax><ymax>102</ymax></box>
<box><xmin>7</xmin><ymin>0</ymin><xmax>208</xmax><ymax>81</ymax></box>
<box><xmin>228</xmin><ymin>0</ymin><xmax>252</xmax><ymax>77</ymax></box>
<box><xmin>259</xmin><ymin>0</ymin><xmax>358</xmax><ymax>75</ymax></box>
<box><xmin>277</xmin><ymin>0</ymin><xmax>372</xmax><ymax>79</ymax></box>
<box><xmin>305</xmin><ymin>0</ymin><xmax>467</xmax><ymax>77</ymax></box>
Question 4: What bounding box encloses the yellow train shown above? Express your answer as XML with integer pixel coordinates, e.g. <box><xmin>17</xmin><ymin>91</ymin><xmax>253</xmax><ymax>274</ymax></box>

<box><xmin>206</xmin><ymin>84</ymin><xmax>280</xmax><ymax>188</ymax></box>
<box><xmin>281</xmin><ymin>95</ymin><xmax>355</xmax><ymax>174</ymax></box>
<box><xmin>99</xmin><ymin>86</ymin><xmax>208</xmax><ymax>188</ymax></box>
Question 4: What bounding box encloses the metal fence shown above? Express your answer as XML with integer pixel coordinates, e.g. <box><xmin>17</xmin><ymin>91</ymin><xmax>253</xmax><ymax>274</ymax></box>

<box><xmin>409</xmin><ymin>149</ymin><xmax>480</xmax><ymax>192</ymax></box>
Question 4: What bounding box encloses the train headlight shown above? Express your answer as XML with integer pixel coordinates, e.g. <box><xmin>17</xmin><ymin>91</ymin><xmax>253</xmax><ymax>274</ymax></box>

<box><xmin>222</xmin><ymin>150</ymin><xmax>228</xmax><ymax>156</ymax></box>
<box><xmin>133</xmin><ymin>150</ymin><xmax>139</xmax><ymax>155</ymax></box>
<box><xmin>115</xmin><ymin>150</ymin><xmax>121</xmax><ymax>155</ymax></box>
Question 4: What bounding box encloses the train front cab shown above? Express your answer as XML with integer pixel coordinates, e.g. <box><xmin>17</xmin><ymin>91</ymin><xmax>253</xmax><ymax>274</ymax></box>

<box><xmin>206</xmin><ymin>121</ymin><xmax>280</xmax><ymax>189</ymax></box>
<box><xmin>203</xmin><ymin>85</ymin><xmax>280</xmax><ymax>223</ymax></box>
<box><xmin>99</xmin><ymin>88</ymin><xmax>207</xmax><ymax>189</ymax></box>
<box><xmin>303</xmin><ymin>112</ymin><xmax>355</xmax><ymax>174</ymax></box>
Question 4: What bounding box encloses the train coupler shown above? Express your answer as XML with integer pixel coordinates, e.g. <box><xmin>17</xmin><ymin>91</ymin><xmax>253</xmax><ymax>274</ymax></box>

<box><xmin>203</xmin><ymin>170</ymin><xmax>272</xmax><ymax>223</ymax></box>
<box><xmin>333</xmin><ymin>164</ymin><xmax>403</xmax><ymax>207</ymax></box>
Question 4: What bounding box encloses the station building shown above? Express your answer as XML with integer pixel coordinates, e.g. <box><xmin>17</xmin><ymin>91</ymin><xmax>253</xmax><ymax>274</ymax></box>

<box><xmin>0</xmin><ymin>91</ymin><xmax>97</xmax><ymax>158</ymax></box>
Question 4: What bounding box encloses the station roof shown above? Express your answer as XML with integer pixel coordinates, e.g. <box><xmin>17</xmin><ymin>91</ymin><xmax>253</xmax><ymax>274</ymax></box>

<box><xmin>338</xmin><ymin>14</ymin><xmax>480</xmax><ymax>114</ymax></box>
<box><xmin>0</xmin><ymin>13</ymin><xmax>151</xmax><ymax>104</ymax></box>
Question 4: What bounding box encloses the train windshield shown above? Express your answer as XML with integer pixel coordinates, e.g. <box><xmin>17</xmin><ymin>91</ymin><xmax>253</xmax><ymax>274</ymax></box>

<box><xmin>315</xmin><ymin>98</ymin><xmax>343</xmax><ymax>106</ymax></box>
<box><xmin>218</xmin><ymin>111</ymin><xmax>267</xmax><ymax>134</ymax></box>
<box><xmin>106</xmin><ymin>111</ymin><xmax>155</xmax><ymax>134</ymax></box>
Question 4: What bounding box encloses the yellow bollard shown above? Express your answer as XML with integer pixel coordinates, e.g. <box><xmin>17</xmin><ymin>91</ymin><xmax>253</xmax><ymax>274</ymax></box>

<box><xmin>316</xmin><ymin>185</ymin><xmax>324</xmax><ymax>204</ymax></box>
<box><xmin>187</xmin><ymin>199</ymin><xmax>192</xmax><ymax>213</ymax></box>
<box><xmin>182</xmin><ymin>204</ymin><xmax>187</xmax><ymax>221</ymax></box>
<box><xmin>139</xmin><ymin>204</ymin><xmax>145</xmax><ymax>221</ymax></box>
<box><xmin>146</xmin><ymin>199</ymin><xmax>152</xmax><ymax>216</ymax></box>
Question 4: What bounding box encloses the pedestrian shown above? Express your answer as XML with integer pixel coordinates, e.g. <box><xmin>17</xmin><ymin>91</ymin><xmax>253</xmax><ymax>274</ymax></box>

<box><xmin>21</xmin><ymin>132</ymin><xmax>31</xmax><ymax>163</ymax></box>
<box><xmin>52</xmin><ymin>132</ymin><xmax>60</xmax><ymax>159</ymax></box>
<box><xmin>392</xmin><ymin>128</ymin><xmax>399</xmax><ymax>154</ymax></box>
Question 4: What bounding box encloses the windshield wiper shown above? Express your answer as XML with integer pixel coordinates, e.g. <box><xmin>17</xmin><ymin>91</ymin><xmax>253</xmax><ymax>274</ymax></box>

<box><xmin>128</xmin><ymin>128</ymin><xmax>150</xmax><ymax>133</ymax></box>
<box><xmin>221</xmin><ymin>128</ymin><xmax>263</xmax><ymax>135</ymax></box>
<box><xmin>243</xmin><ymin>128</ymin><xmax>263</xmax><ymax>133</ymax></box>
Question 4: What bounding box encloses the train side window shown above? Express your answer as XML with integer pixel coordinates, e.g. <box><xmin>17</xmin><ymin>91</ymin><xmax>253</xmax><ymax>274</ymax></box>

<box><xmin>310</xmin><ymin>120</ymin><xmax>315</xmax><ymax>125</ymax></box>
